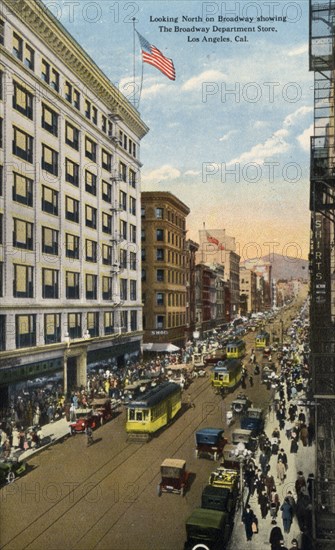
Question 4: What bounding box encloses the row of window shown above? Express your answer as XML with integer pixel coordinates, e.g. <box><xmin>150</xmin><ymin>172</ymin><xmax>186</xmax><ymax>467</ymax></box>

<box><xmin>0</xmin><ymin>310</ymin><xmax>138</xmax><ymax>350</ymax></box>
<box><xmin>5</xmin><ymin>217</ymin><xmax>137</xmax><ymax>251</ymax></box>
<box><xmin>141</xmin><ymin>229</ymin><xmax>185</xmax><ymax>249</ymax></box>
<box><xmin>10</xmin><ymin>123</ymin><xmax>136</xmax><ymax>185</ymax></box>
<box><xmin>7</xmin><ymin>172</ymin><xmax>137</xmax><ymax>211</ymax></box>
<box><xmin>141</xmin><ymin>207</ymin><xmax>164</xmax><ymax>219</ymax></box>
<box><xmin>141</xmin><ymin>245</ymin><xmax>185</xmax><ymax>267</ymax></box>
<box><xmin>12</xmin><ymin>124</ymin><xmax>112</xmax><ymax>172</ymax></box>
<box><xmin>142</xmin><ymin>313</ymin><xmax>186</xmax><ymax>331</ymax></box>
<box><xmin>141</xmin><ymin>206</ymin><xmax>186</xmax><ymax>229</ymax></box>
<box><xmin>3</xmin><ymin>264</ymin><xmax>137</xmax><ymax>301</ymax></box>
<box><xmin>2</xmin><ymin>24</ymin><xmax>138</xmax><ymax>159</ymax></box>
<box><xmin>141</xmin><ymin>268</ymin><xmax>185</xmax><ymax>285</ymax></box>
<box><xmin>142</xmin><ymin>292</ymin><xmax>186</xmax><ymax>307</ymax></box>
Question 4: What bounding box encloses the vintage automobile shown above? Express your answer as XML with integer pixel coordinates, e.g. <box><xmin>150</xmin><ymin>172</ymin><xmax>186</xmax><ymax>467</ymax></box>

<box><xmin>221</xmin><ymin>444</ymin><xmax>243</xmax><ymax>471</ymax></box>
<box><xmin>184</xmin><ymin>508</ymin><xmax>231</xmax><ymax>550</ymax></box>
<box><xmin>157</xmin><ymin>458</ymin><xmax>189</xmax><ymax>496</ymax></box>
<box><xmin>69</xmin><ymin>406</ymin><xmax>105</xmax><ymax>434</ymax></box>
<box><xmin>240</xmin><ymin>407</ymin><xmax>264</xmax><ymax>436</ymax></box>
<box><xmin>231</xmin><ymin>394</ymin><xmax>251</xmax><ymax>415</ymax></box>
<box><xmin>69</xmin><ymin>411</ymin><xmax>98</xmax><ymax>434</ymax></box>
<box><xmin>195</xmin><ymin>428</ymin><xmax>227</xmax><ymax>461</ymax></box>
<box><xmin>262</xmin><ymin>347</ymin><xmax>272</xmax><ymax>359</ymax></box>
<box><xmin>232</xmin><ymin>428</ymin><xmax>258</xmax><ymax>452</ymax></box>
<box><xmin>192</xmin><ymin>352</ymin><xmax>205</xmax><ymax>368</ymax></box>
<box><xmin>208</xmin><ymin>467</ymin><xmax>239</xmax><ymax>490</ymax></box>
<box><xmin>201</xmin><ymin>483</ymin><xmax>237</xmax><ymax>516</ymax></box>
<box><xmin>0</xmin><ymin>458</ymin><xmax>27</xmax><ymax>484</ymax></box>
<box><xmin>166</xmin><ymin>364</ymin><xmax>194</xmax><ymax>389</ymax></box>
<box><xmin>261</xmin><ymin>363</ymin><xmax>277</xmax><ymax>384</ymax></box>
<box><xmin>90</xmin><ymin>397</ymin><xmax>120</xmax><ymax>423</ymax></box>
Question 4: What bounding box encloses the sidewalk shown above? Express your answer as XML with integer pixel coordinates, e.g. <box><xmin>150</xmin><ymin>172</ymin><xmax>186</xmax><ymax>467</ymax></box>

<box><xmin>9</xmin><ymin>417</ymin><xmax>71</xmax><ymax>462</ymax></box>
<box><xmin>228</xmin><ymin>392</ymin><xmax>315</xmax><ymax>549</ymax></box>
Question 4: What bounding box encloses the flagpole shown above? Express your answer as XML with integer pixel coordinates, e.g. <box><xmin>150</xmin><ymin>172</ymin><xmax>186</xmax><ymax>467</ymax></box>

<box><xmin>138</xmin><ymin>47</ymin><xmax>144</xmax><ymax>109</ymax></box>
<box><xmin>132</xmin><ymin>18</ymin><xmax>136</xmax><ymax>107</ymax></box>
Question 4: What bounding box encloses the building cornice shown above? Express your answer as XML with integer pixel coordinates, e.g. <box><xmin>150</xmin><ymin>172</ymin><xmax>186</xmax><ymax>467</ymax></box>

<box><xmin>142</xmin><ymin>191</ymin><xmax>190</xmax><ymax>215</ymax></box>
<box><xmin>3</xmin><ymin>0</ymin><xmax>149</xmax><ymax>139</ymax></box>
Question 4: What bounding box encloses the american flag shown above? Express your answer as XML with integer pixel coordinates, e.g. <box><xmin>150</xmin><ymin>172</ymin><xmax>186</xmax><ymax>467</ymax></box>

<box><xmin>137</xmin><ymin>31</ymin><xmax>176</xmax><ymax>81</ymax></box>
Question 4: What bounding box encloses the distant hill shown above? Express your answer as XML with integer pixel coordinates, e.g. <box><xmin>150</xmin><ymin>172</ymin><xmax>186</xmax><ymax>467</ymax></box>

<box><xmin>243</xmin><ymin>253</ymin><xmax>309</xmax><ymax>281</ymax></box>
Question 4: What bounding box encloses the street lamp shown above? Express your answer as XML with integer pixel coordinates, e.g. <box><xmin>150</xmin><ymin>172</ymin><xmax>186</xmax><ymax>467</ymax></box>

<box><xmin>234</xmin><ymin>442</ymin><xmax>253</xmax><ymax>518</ymax></box>
<box><xmin>193</xmin><ymin>330</ymin><xmax>200</xmax><ymax>352</ymax></box>
<box><xmin>279</xmin><ymin>318</ymin><xmax>284</xmax><ymax>345</ymax></box>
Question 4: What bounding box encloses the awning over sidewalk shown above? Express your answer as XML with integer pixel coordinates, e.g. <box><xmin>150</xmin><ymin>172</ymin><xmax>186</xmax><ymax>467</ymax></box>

<box><xmin>142</xmin><ymin>343</ymin><xmax>180</xmax><ymax>353</ymax></box>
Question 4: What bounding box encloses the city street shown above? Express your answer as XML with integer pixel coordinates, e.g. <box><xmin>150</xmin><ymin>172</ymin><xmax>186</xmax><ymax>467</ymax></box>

<box><xmin>0</xmin><ymin>292</ymin><xmax>308</xmax><ymax>550</ymax></box>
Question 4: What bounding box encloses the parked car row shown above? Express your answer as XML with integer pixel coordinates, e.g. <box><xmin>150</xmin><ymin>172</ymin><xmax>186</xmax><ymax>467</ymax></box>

<box><xmin>69</xmin><ymin>398</ymin><xmax>121</xmax><ymax>434</ymax></box>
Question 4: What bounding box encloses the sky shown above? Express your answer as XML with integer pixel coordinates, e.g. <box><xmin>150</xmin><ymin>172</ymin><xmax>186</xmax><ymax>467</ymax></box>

<box><xmin>42</xmin><ymin>0</ymin><xmax>313</xmax><ymax>261</ymax></box>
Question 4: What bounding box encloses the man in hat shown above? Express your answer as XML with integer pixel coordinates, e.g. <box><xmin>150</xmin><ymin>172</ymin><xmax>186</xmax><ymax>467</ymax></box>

<box><xmin>242</xmin><ymin>505</ymin><xmax>257</xmax><ymax>541</ymax></box>
<box><xmin>295</xmin><ymin>472</ymin><xmax>306</xmax><ymax>496</ymax></box>
<box><xmin>269</xmin><ymin>520</ymin><xmax>284</xmax><ymax>550</ymax></box>
<box><xmin>277</xmin><ymin>459</ymin><xmax>286</xmax><ymax>484</ymax></box>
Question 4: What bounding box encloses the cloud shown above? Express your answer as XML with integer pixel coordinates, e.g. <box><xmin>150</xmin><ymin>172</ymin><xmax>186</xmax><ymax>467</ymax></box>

<box><xmin>182</xmin><ymin>70</ymin><xmax>227</xmax><ymax>91</ymax></box>
<box><xmin>141</xmin><ymin>83</ymin><xmax>169</xmax><ymax>99</ymax></box>
<box><xmin>288</xmin><ymin>44</ymin><xmax>308</xmax><ymax>57</ymax></box>
<box><xmin>297</xmin><ymin>124</ymin><xmax>313</xmax><ymax>151</ymax></box>
<box><xmin>184</xmin><ymin>170</ymin><xmax>201</xmax><ymax>176</ymax></box>
<box><xmin>283</xmin><ymin>106</ymin><xmax>313</xmax><ymax>127</ymax></box>
<box><xmin>227</xmin><ymin>132</ymin><xmax>290</xmax><ymax>166</ymax></box>
<box><xmin>142</xmin><ymin>164</ymin><xmax>181</xmax><ymax>184</ymax></box>
<box><xmin>219</xmin><ymin>130</ymin><xmax>237</xmax><ymax>142</ymax></box>
<box><xmin>226</xmin><ymin>105</ymin><xmax>313</xmax><ymax>166</ymax></box>
<box><xmin>254</xmin><ymin>121</ymin><xmax>268</xmax><ymax>129</ymax></box>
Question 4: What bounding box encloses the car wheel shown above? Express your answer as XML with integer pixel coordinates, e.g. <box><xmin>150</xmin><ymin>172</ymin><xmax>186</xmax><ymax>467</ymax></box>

<box><xmin>157</xmin><ymin>484</ymin><xmax>162</xmax><ymax>497</ymax></box>
<box><xmin>71</xmin><ymin>428</ymin><xmax>76</xmax><ymax>436</ymax></box>
<box><xmin>6</xmin><ymin>471</ymin><xmax>15</xmax><ymax>484</ymax></box>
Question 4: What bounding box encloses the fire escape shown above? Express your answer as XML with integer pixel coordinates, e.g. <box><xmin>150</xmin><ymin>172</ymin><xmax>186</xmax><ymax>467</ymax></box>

<box><xmin>309</xmin><ymin>1</ymin><xmax>335</xmax><ymax>546</ymax></box>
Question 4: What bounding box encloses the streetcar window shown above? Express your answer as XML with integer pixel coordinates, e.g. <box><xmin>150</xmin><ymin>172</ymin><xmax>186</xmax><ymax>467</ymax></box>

<box><xmin>129</xmin><ymin>409</ymin><xmax>135</xmax><ymax>421</ymax></box>
<box><xmin>136</xmin><ymin>411</ymin><xmax>143</xmax><ymax>421</ymax></box>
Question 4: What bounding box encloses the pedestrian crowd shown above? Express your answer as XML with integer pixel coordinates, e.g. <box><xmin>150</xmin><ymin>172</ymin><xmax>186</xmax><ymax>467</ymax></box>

<box><xmin>241</xmin><ymin>305</ymin><xmax>314</xmax><ymax>549</ymax></box>
<box><xmin>0</xmin><ymin>348</ymin><xmax>197</xmax><ymax>458</ymax></box>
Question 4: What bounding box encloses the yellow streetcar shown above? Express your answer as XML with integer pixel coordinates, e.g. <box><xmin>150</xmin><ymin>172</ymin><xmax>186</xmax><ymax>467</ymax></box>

<box><xmin>211</xmin><ymin>359</ymin><xmax>243</xmax><ymax>394</ymax></box>
<box><xmin>255</xmin><ymin>331</ymin><xmax>270</xmax><ymax>349</ymax></box>
<box><xmin>225</xmin><ymin>339</ymin><xmax>246</xmax><ymax>359</ymax></box>
<box><xmin>126</xmin><ymin>382</ymin><xmax>182</xmax><ymax>441</ymax></box>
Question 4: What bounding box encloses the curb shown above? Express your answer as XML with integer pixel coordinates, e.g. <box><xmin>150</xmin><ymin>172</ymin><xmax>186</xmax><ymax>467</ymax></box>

<box><xmin>17</xmin><ymin>431</ymin><xmax>71</xmax><ymax>462</ymax></box>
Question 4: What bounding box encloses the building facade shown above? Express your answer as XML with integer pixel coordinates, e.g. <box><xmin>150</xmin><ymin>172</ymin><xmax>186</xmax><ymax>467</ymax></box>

<box><xmin>196</xmin><ymin>228</ymin><xmax>240</xmax><ymax>317</ymax></box>
<box><xmin>239</xmin><ymin>265</ymin><xmax>257</xmax><ymax>314</ymax></box>
<box><xmin>194</xmin><ymin>263</ymin><xmax>226</xmax><ymax>335</ymax></box>
<box><xmin>309</xmin><ymin>3</ymin><xmax>335</xmax><ymax>545</ymax></box>
<box><xmin>185</xmin><ymin>239</ymin><xmax>199</xmax><ymax>341</ymax></box>
<box><xmin>141</xmin><ymin>192</ymin><xmax>190</xmax><ymax>347</ymax></box>
<box><xmin>0</xmin><ymin>0</ymin><xmax>148</xmax><ymax>401</ymax></box>
<box><xmin>244</xmin><ymin>261</ymin><xmax>273</xmax><ymax>311</ymax></box>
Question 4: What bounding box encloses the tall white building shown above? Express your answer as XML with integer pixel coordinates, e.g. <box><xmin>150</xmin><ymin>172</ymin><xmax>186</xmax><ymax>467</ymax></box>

<box><xmin>0</xmin><ymin>0</ymin><xmax>149</xmax><ymax>399</ymax></box>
